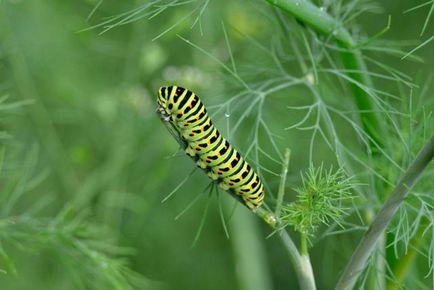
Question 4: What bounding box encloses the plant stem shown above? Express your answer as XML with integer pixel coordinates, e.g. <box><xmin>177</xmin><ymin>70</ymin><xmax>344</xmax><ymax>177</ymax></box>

<box><xmin>266</xmin><ymin>0</ymin><xmax>353</xmax><ymax>44</ymax></box>
<box><xmin>254</xmin><ymin>148</ymin><xmax>316</xmax><ymax>290</ymax></box>
<box><xmin>336</xmin><ymin>42</ymin><xmax>383</xmax><ymax>149</ymax></box>
<box><xmin>279</xmin><ymin>229</ymin><xmax>316</xmax><ymax>290</ymax></box>
<box><xmin>254</xmin><ymin>208</ymin><xmax>316</xmax><ymax>290</ymax></box>
<box><xmin>275</xmin><ymin>148</ymin><xmax>291</xmax><ymax>218</ymax></box>
<box><xmin>336</xmin><ymin>133</ymin><xmax>434</xmax><ymax>290</ymax></box>
<box><xmin>265</xmin><ymin>0</ymin><xmax>384</xmax><ymax>148</ymax></box>
<box><xmin>367</xmin><ymin>232</ymin><xmax>386</xmax><ymax>290</ymax></box>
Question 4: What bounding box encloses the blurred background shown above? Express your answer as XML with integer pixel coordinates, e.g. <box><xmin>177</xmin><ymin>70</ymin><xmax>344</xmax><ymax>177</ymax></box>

<box><xmin>0</xmin><ymin>0</ymin><xmax>433</xmax><ymax>289</ymax></box>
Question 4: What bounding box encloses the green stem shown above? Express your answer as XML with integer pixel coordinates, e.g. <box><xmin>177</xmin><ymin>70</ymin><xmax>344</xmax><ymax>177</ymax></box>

<box><xmin>254</xmin><ymin>208</ymin><xmax>316</xmax><ymax>290</ymax></box>
<box><xmin>265</xmin><ymin>0</ymin><xmax>384</xmax><ymax>148</ymax></box>
<box><xmin>336</xmin><ymin>42</ymin><xmax>384</xmax><ymax>149</ymax></box>
<box><xmin>336</xmin><ymin>133</ymin><xmax>434</xmax><ymax>290</ymax></box>
<box><xmin>266</xmin><ymin>0</ymin><xmax>353</xmax><ymax>44</ymax></box>
<box><xmin>279</xmin><ymin>229</ymin><xmax>316</xmax><ymax>290</ymax></box>
<box><xmin>275</xmin><ymin>148</ymin><xmax>291</xmax><ymax>218</ymax></box>
<box><xmin>254</xmin><ymin>148</ymin><xmax>316</xmax><ymax>290</ymax></box>
<box><xmin>367</xmin><ymin>232</ymin><xmax>386</xmax><ymax>290</ymax></box>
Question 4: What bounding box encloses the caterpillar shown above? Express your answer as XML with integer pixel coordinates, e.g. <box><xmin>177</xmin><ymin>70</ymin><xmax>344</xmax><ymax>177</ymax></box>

<box><xmin>157</xmin><ymin>85</ymin><xmax>264</xmax><ymax>209</ymax></box>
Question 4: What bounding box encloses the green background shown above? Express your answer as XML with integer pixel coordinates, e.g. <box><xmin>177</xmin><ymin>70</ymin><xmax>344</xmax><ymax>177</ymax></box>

<box><xmin>0</xmin><ymin>0</ymin><xmax>433</xmax><ymax>289</ymax></box>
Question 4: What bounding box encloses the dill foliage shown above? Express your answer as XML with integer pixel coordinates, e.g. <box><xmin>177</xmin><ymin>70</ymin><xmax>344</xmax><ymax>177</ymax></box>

<box><xmin>282</xmin><ymin>165</ymin><xmax>355</xmax><ymax>238</ymax></box>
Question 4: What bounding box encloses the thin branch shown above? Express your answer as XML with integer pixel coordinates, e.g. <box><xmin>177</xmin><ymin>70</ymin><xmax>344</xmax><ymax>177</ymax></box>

<box><xmin>254</xmin><ymin>148</ymin><xmax>317</xmax><ymax>290</ymax></box>
<box><xmin>275</xmin><ymin>148</ymin><xmax>291</xmax><ymax>218</ymax></box>
<box><xmin>336</xmin><ymin>133</ymin><xmax>434</xmax><ymax>290</ymax></box>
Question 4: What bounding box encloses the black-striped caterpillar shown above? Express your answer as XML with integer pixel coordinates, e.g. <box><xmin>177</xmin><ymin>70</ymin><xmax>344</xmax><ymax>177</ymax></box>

<box><xmin>157</xmin><ymin>85</ymin><xmax>264</xmax><ymax>209</ymax></box>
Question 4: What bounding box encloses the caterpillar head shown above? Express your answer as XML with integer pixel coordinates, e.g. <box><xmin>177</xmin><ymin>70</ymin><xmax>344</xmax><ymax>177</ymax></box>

<box><xmin>157</xmin><ymin>86</ymin><xmax>171</xmax><ymax>121</ymax></box>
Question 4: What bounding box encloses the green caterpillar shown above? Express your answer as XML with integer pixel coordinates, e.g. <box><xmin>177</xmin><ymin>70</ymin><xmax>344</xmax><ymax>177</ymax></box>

<box><xmin>157</xmin><ymin>85</ymin><xmax>264</xmax><ymax>209</ymax></box>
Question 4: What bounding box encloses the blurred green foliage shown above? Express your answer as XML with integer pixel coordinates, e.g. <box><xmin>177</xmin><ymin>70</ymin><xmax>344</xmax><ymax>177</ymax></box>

<box><xmin>0</xmin><ymin>0</ymin><xmax>433</xmax><ymax>290</ymax></box>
